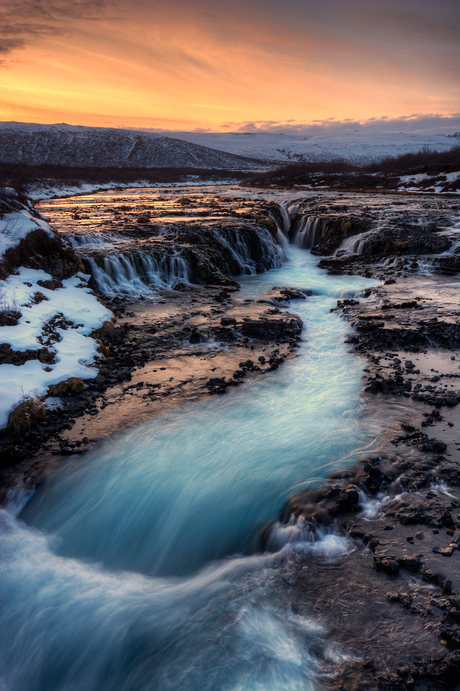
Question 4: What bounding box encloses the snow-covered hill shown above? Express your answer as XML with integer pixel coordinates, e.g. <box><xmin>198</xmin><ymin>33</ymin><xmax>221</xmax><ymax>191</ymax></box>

<box><xmin>157</xmin><ymin>130</ymin><xmax>460</xmax><ymax>165</ymax></box>
<box><xmin>0</xmin><ymin>122</ymin><xmax>262</xmax><ymax>169</ymax></box>
<box><xmin>1</xmin><ymin>122</ymin><xmax>458</xmax><ymax>170</ymax></box>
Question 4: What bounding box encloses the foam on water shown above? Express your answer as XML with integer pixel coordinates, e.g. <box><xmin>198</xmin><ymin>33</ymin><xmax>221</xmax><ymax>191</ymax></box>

<box><xmin>358</xmin><ymin>491</ymin><xmax>391</xmax><ymax>521</ymax></box>
<box><xmin>1</xmin><ymin>234</ymin><xmax>379</xmax><ymax>689</ymax></box>
<box><xmin>0</xmin><ymin>509</ymin><xmax>339</xmax><ymax>691</ymax></box>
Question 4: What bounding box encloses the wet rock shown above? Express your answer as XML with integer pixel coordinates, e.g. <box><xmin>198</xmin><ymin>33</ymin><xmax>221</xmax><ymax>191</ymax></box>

<box><xmin>206</xmin><ymin>377</ymin><xmax>228</xmax><ymax>394</ymax></box>
<box><xmin>442</xmin><ymin>579</ymin><xmax>453</xmax><ymax>595</ymax></box>
<box><xmin>368</xmin><ymin>537</ymin><xmax>380</xmax><ymax>550</ymax></box>
<box><xmin>399</xmin><ymin>555</ymin><xmax>422</xmax><ymax>571</ymax></box>
<box><xmin>308</xmin><ymin>215</ymin><xmax>370</xmax><ymax>255</ymax></box>
<box><xmin>387</xmin><ymin>592</ymin><xmax>400</xmax><ymax>603</ymax></box>
<box><xmin>452</xmin><ymin>528</ymin><xmax>460</xmax><ymax>545</ymax></box>
<box><xmin>271</xmin><ymin>286</ymin><xmax>307</xmax><ymax>301</ymax></box>
<box><xmin>240</xmin><ymin>315</ymin><xmax>303</xmax><ymax>342</ymax></box>
<box><xmin>364</xmin><ymin>465</ymin><xmax>385</xmax><ymax>492</ymax></box>
<box><xmin>337</xmin><ymin>487</ymin><xmax>360</xmax><ymax>507</ymax></box>
<box><xmin>419</xmin><ymin>439</ymin><xmax>447</xmax><ymax>453</ymax></box>
<box><xmin>432</xmin><ymin>545</ymin><xmax>455</xmax><ymax>557</ymax></box>
<box><xmin>189</xmin><ymin>328</ymin><xmax>200</xmax><ymax>344</ymax></box>
<box><xmin>374</xmin><ymin>555</ymin><xmax>400</xmax><ymax>574</ymax></box>
<box><xmin>220</xmin><ymin>316</ymin><xmax>236</xmax><ymax>326</ymax></box>
<box><xmin>439</xmin><ymin>624</ymin><xmax>460</xmax><ymax>648</ymax></box>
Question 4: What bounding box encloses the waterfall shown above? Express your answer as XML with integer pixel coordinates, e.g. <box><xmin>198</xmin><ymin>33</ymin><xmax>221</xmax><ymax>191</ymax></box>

<box><xmin>87</xmin><ymin>252</ymin><xmax>190</xmax><ymax>296</ymax></box>
<box><xmin>291</xmin><ymin>216</ymin><xmax>327</xmax><ymax>249</ymax></box>
<box><xmin>278</xmin><ymin>204</ymin><xmax>291</xmax><ymax>237</ymax></box>
<box><xmin>416</xmin><ymin>258</ymin><xmax>436</xmax><ymax>275</ymax></box>
<box><xmin>335</xmin><ymin>228</ymin><xmax>375</xmax><ymax>257</ymax></box>
<box><xmin>211</xmin><ymin>229</ymin><xmax>257</xmax><ymax>275</ymax></box>
<box><xmin>84</xmin><ymin>225</ymin><xmax>282</xmax><ymax>296</ymax></box>
<box><xmin>209</xmin><ymin>226</ymin><xmax>282</xmax><ymax>276</ymax></box>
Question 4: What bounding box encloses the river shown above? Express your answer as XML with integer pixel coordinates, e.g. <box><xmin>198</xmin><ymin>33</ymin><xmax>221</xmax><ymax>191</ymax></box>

<box><xmin>1</xmin><ymin>187</ymin><xmax>384</xmax><ymax>691</ymax></box>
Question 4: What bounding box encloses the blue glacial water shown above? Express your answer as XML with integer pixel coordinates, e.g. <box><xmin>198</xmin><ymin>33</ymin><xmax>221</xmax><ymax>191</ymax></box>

<box><xmin>0</xmin><ymin>245</ymin><xmax>380</xmax><ymax>691</ymax></box>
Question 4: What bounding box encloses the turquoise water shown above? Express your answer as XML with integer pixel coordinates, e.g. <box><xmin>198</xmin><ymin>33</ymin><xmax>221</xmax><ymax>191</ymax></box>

<box><xmin>1</xmin><ymin>245</ymin><xmax>379</xmax><ymax>691</ymax></box>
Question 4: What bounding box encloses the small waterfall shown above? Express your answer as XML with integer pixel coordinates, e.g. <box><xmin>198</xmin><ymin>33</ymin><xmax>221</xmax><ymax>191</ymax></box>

<box><xmin>292</xmin><ymin>216</ymin><xmax>327</xmax><ymax>249</ymax></box>
<box><xmin>212</xmin><ymin>227</ymin><xmax>282</xmax><ymax>275</ymax></box>
<box><xmin>212</xmin><ymin>228</ymin><xmax>257</xmax><ymax>275</ymax></box>
<box><xmin>278</xmin><ymin>204</ymin><xmax>291</xmax><ymax>237</ymax></box>
<box><xmin>267</xmin><ymin>205</ymin><xmax>289</xmax><ymax>259</ymax></box>
<box><xmin>88</xmin><ymin>252</ymin><xmax>190</xmax><ymax>296</ymax></box>
<box><xmin>254</xmin><ymin>226</ymin><xmax>284</xmax><ymax>270</ymax></box>
<box><xmin>335</xmin><ymin>229</ymin><xmax>375</xmax><ymax>257</ymax></box>
<box><xmin>416</xmin><ymin>258</ymin><xmax>435</xmax><ymax>275</ymax></box>
<box><xmin>375</xmin><ymin>256</ymin><xmax>439</xmax><ymax>275</ymax></box>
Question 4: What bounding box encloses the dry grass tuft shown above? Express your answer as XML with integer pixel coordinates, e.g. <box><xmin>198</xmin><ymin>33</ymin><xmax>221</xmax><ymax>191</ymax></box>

<box><xmin>47</xmin><ymin>377</ymin><xmax>85</xmax><ymax>397</ymax></box>
<box><xmin>91</xmin><ymin>320</ymin><xmax>115</xmax><ymax>339</ymax></box>
<box><xmin>7</xmin><ymin>396</ymin><xmax>47</xmax><ymax>435</ymax></box>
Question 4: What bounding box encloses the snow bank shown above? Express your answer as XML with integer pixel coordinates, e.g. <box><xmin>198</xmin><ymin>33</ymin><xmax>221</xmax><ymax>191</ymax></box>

<box><xmin>0</xmin><ymin>268</ymin><xmax>112</xmax><ymax>429</ymax></box>
<box><xmin>397</xmin><ymin>171</ymin><xmax>459</xmax><ymax>194</ymax></box>
<box><xmin>0</xmin><ymin>209</ymin><xmax>53</xmax><ymax>259</ymax></box>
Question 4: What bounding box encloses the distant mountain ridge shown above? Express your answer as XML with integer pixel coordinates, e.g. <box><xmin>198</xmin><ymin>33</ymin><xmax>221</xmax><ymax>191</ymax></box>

<box><xmin>1</xmin><ymin>122</ymin><xmax>458</xmax><ymax>171</ymax></box>
<box><xmin>0</xmin><ymin>122</ymin><xmax>263</xmax><ymax>169</ymax></box>
<box><xmin>155</xmin><ymin>130</ymin><xmax>460</xmax><ymax>165</ymax></box>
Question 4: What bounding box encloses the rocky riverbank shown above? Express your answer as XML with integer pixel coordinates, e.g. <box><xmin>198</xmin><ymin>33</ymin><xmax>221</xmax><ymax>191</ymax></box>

<box><xmin>264</xmin><ymin>211</ymin><xmax>460</xmax><ymax>689</ymax></box>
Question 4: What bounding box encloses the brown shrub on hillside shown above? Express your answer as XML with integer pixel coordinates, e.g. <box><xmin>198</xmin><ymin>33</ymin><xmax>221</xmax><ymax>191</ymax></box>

<box><xmin>246</xmin><ymin>146</ymin><xmax>460</xmax><ymax>188</ymax></box>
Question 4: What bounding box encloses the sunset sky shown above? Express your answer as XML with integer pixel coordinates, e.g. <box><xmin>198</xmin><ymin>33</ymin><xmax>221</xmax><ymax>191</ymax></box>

<box><xmin>0</xmin><ymin>0</ymin><xmax>458</xmax><ymax>133</ymax></box>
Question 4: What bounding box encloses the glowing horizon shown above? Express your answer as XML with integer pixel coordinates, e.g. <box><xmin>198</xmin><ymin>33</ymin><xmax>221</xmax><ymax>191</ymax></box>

<box><xmin>0</xmin><ymin>0</ymin><xmax>458</xmax><ymax>132</ymax></box>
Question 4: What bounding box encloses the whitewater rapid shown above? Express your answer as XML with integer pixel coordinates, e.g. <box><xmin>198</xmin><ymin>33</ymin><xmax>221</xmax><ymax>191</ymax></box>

<box><xmin>1</xmin><ymin>237</ymin><xmax>380</xmax><ymax>690</ymax></box>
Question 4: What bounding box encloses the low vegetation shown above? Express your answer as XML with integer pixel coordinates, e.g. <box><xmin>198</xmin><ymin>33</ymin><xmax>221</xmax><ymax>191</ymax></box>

<box><xmin>47</xmin><ymin>377</ymin><xmax>85</xmax><ymax>397</ymax></box>
<box><xmin>0</xmin><ymin>164</ymin><xmax>252</xmax><ymax>192</ymax></box>
<box><xmin>7</xmin><ymin>396</ymin><xmax>47</xmax><ymax>435</ymax></box>
<box><xmin>245</xmin><ymin>146</ymin><xmax>460</xmax><ymax>190</ymax></box>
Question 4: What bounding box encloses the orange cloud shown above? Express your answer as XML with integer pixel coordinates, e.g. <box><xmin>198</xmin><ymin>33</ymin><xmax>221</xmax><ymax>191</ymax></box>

<box><xmin>0</xmin><ymin>0</ymin><xmax>458</xmax><ymax>130</ymax></box>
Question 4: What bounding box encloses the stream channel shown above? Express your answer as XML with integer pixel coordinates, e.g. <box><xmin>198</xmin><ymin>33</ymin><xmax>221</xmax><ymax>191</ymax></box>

<box><xmin>0</xmin><ymin>189</ymin><xmax>385</xmax><ymax>691</ymax></box>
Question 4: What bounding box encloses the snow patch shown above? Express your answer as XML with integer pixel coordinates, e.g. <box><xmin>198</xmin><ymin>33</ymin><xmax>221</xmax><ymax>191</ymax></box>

<box><xmin>0</xmin><ymin>209</ymin><xmax>53</xmax><ymax>259</ymax></box>
<box><xmin>0</xmin><ymin>268</ymin><xmax>112</xmax><ymax>429</ymax></box>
